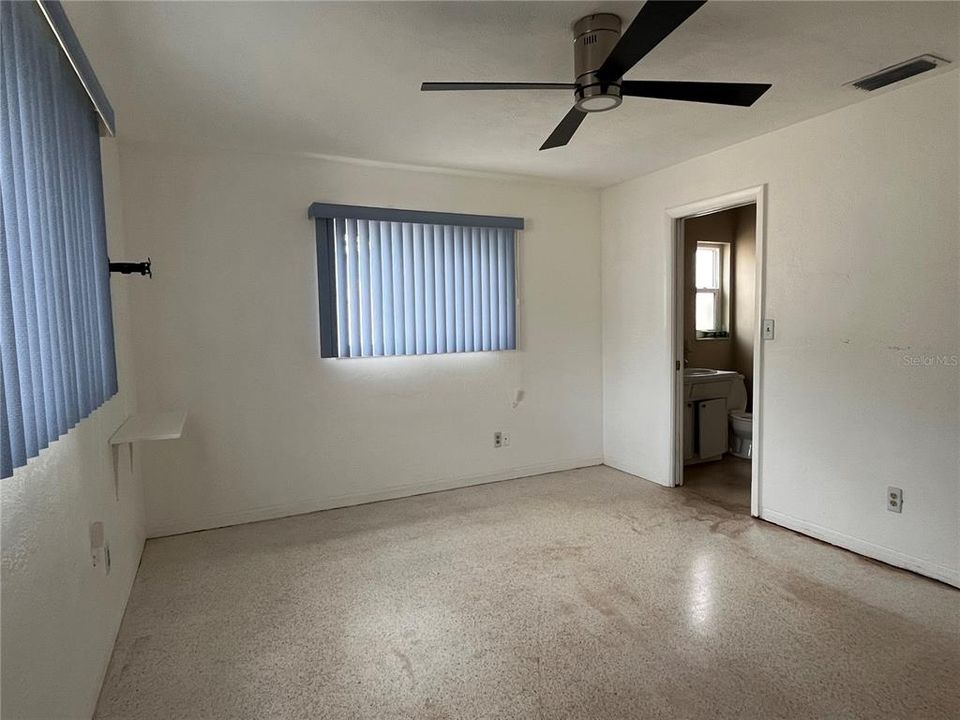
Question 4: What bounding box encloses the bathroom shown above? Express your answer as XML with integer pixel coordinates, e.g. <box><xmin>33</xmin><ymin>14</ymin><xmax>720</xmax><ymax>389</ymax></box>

<box><xmin>680</xmin><ymin>202</ymin><xmax>757</xmax><ymax>506</ymax></box>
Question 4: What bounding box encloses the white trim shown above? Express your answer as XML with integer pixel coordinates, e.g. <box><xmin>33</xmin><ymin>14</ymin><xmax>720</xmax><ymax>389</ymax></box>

<box><xmin>751</xmin><ymin>189</ymin><xmax>767</xmax><ymax>517</ymax></box>
<box><xmin>668</xmin><ymin>212</ymin><xmax>685</xmax><ymax>487</ymax></box>
<box><xmin>147</xmin><ymin>456</ymin><xmax>602</xmax><ymax>538</ymax></box>
<box><xmin>762</xmin><ymin>509</ymin><xmax>960</xmax><ymax>588</ymax></box>
<box><xmin>666</xmin><ymin>185</ymin><xmax>767</xmax><ymax>516</ymax></box>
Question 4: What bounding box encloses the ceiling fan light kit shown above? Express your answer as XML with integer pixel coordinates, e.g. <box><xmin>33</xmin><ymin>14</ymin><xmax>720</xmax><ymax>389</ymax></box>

<box><xmin>421</xmin><ymin>1</ymin><xmax>772</xmax><ymax>151</ymax></box>
<box><xmin>573</xmin><ymin>13</ymin><xmax>624</xmax><ymax>113</ymax></box>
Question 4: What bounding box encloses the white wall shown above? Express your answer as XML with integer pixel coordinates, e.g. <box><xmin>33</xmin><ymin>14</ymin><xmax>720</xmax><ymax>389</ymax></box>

<box><xmin>1</xmin><ymin>140</ymin><xmax>145</xmax><ymax>719</ymax></box>
<box><xmin>117</xmin><ymin>144</ymin><xmax>602</xmax><ymax>536</ymax></box>
<box><xmin>602</xmin><ymin>71</ymin><xmax>960</xmax><ymax>586</ymax></box>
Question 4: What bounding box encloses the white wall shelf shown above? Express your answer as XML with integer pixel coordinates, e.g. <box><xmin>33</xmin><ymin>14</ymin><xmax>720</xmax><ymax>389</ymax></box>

<box><xmin>110</xmin><ymin>411</ymin><xmax>186</xmax><ymax>445</ymax></box>
<box><xmin>110</xmin><ymin>410</ymin><xmax>186</xmax><ymax>498</ymax></box>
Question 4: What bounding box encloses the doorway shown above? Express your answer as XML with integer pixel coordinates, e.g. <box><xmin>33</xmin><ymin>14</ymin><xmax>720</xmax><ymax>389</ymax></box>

<box><xmin>667</xmin><ymin>186</ymin><xmax>766</xmax><ymax>517</ymax></box>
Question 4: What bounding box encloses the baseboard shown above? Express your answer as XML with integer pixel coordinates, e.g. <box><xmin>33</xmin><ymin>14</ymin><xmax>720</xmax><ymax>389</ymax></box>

<box><xmin>762</xmin><ymin>509</ymin><xmax>960</xmax><ymax>588</ymax></box>
<box><xmin>602</xmin><ymin>455</ymin><xmax>671</xmax><ymax>487</ymax></box>
<box><xmin>147</xmin><ymin>456</ymin><xmax>603</xmax><ymax>538</ymax></box>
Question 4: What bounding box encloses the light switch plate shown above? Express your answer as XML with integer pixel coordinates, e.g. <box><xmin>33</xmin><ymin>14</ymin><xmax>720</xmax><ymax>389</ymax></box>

<box><xmin>90</xmin><ymin>521</ymin><xmax>104</xmax><ymax>568</ymax></box>
<box><xmin>762</xmin><ymin>319</ymin><xmax>775</xmax><ymax>340</ymax></box>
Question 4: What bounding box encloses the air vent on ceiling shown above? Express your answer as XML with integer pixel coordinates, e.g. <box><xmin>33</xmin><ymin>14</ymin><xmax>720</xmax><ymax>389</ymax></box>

<box><xmin>847</xmin><ymin>54</ymin><xmax>951</xmax><ymax>92</ymax></box>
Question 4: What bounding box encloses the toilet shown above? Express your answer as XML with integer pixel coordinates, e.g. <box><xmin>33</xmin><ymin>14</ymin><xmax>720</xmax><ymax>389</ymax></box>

<box><xmin>727</xmin><ymin>376</ymin><xmax>752</xmax><ymax>459</ymax></box>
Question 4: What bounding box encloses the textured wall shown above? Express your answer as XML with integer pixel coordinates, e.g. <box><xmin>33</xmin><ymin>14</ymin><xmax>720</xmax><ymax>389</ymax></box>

<box><xmin>1</xmin><ymin>140</ymin><xmax>146</xmax><ymax>719</ymax></box>
<box><xmin>118</xmin><ymin>144</ymin><xmax>603</xmax><ymax>537</ymax></box>
<box><xmin>602</xmin><ymin>72</ymin><xmax>960</xmax><ymax>584</ymax></box>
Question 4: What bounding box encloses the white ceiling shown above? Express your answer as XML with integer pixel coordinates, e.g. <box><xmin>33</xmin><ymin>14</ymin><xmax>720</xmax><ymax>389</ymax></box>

<box><xmin>67</xmin><ymin>1</ymin><xmax>959</xmax><ymax>187</ymax></box>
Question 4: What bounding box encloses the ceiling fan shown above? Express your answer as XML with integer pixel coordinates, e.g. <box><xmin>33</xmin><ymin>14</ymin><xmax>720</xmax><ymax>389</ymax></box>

<box><xmin>421</xmin><ymin>1</ymin><xmax>771</xmax><ymax>150</ymax></box>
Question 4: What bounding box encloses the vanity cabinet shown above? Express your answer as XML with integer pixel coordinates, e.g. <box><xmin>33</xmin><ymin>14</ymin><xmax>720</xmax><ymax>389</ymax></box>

<box><xmin>697</xmin><ymin>398</ymin><xmax>728</xmax><ymax>461</ymax></box>
<box><xmin>682</xmin><ymin>368</ymin><xmax>741</xmax><ymax>465</ymax></box>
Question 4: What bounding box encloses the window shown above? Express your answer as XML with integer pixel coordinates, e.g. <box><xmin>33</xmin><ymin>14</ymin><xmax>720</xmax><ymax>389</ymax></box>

<box><xmin>1</xmin><ymin>0</ymin><xmax>118</xmax><ymax>478</ymax></box>
<box><xmin>309</xmin><ymin>204</ymin><xmax>522</xmax><ymax>358</ymax></box>
<box><xmin>695</xmin><ymin>242</ymin><xmax>729</xmax><ymax>337</ymax></box>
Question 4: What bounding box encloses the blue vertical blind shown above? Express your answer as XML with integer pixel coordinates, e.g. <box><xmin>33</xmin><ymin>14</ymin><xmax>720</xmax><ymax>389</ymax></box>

<box><xmin>319</xmin><ymin>216</ymin><xmax>518</xmax><ymax>358</ymax></box>
<box><xmin>1</xmin><ymin>0</ymin><xmax>118</xmax><ymax>478</ymax></box>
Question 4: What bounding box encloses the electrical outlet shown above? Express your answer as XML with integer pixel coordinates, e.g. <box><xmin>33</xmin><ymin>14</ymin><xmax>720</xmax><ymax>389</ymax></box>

<box><xmin>494</xmin><ymin>431</ymin><xmax>503</xmax><ymax>448</ymax></box>
<box><xmin>887</xmin><ymin>486</ymin><xmax>903</xmax><ymax>513</ymax></box>
<box><xmin>501</xmin><ymin>432</ymin><xmax>510</xmax><ymax>447</ymax></box>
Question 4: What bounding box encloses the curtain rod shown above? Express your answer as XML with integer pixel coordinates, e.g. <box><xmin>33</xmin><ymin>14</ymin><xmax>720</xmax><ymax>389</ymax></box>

<box><xmin>35</xmin><ymin>0</ymin><xmax>115</xmax><ymax>136</ymax></box>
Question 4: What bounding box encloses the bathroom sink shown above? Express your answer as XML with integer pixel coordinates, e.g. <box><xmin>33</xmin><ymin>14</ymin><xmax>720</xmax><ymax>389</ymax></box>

<box><xmin>684</xmin><ymin>368</ymin><xmax>738</xmax><ymax>380</ymax></box>
<box><xmin>684</xmin><ymin>367</ymin><xmax>718</xmax><ymax>377</ymax></box>
<box><xmin>683</xmin><ymin>368</ymin><xmax>741</xmax><ymax>399</ymax></box>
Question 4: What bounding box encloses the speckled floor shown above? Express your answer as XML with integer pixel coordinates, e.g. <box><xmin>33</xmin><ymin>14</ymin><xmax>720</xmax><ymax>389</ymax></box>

<box><xmin>95</xmin><ymin>465</ymin><xmax>960</xmax><ymax>720</ymax></box>
<box><xmin>682</xmin><ymin>455</ymin><xmax>752</xmax><ymax>512</ymax></box>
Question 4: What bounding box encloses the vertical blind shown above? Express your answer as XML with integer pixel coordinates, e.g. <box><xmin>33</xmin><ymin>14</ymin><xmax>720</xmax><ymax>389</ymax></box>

<box><xmin>1</xmin><ymin>0</ymin><xmax>118</xmax><ymax>478</ymax></box>
<box><xmin>312</xmin><ymin>206</ymin><xmax>521</xmax><ymax>358</ymax></box>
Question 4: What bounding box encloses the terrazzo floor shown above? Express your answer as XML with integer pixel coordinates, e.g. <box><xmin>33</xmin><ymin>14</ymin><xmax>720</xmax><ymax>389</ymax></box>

<box><xmin>681</xmin><ymin>454</ymin><xmax>752</xmax><ymax>512</ymax></box>
<box><xmin>95</xmin><ymin>464</ymin><xmax>960</xmax><ymax>719</ymax></box>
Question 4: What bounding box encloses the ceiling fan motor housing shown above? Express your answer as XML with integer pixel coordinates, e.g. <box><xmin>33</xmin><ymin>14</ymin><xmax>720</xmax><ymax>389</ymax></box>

<box><xmin>573</xmin><ymin>14</ymin><xmax>622</xmax><ymax>112</ymax></box>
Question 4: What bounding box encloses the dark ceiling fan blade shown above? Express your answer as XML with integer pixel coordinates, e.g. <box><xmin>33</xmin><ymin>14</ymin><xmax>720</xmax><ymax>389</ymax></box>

<box><xmin>596</xmin><ymin>1</ymin><xmax>707</xmax><ymax>84</ymax></box>
<box><xmin>421</xmin><ymin>82</ymin><xmax>575</xmax><ymax>91</ymax></box>
<box><xmin>621</xmin><ymin>80</ymin><xmax>772</xmax><ymax>106</ymax></box>
<box><xmin>540</xmin><ymin>107</ymin><xmax>587</xmax><ymax>150</ymax></box>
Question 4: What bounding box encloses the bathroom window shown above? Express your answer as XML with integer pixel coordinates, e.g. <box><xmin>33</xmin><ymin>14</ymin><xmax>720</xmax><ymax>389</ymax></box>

<box><xmin>695</xmin><ymin>242</ymin><xmax>729</xmax><ymax>337</ymax></box>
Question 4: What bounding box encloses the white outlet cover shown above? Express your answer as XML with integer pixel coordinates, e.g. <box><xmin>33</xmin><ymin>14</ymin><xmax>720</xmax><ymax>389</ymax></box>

<box><xmin>887</xmin><ymin>486</ymin><xmax>903</xmax><ymax>513</ymax></box>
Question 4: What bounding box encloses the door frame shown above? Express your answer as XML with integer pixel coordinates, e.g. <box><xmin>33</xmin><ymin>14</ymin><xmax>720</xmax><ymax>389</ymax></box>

<box><xmin>666</xmin><ymin>185</ymin><xmax>767</xmax><ymax>517</ymax></box>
